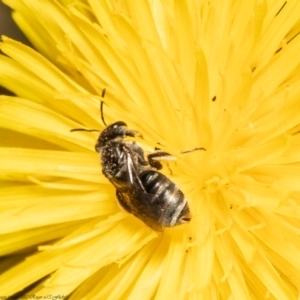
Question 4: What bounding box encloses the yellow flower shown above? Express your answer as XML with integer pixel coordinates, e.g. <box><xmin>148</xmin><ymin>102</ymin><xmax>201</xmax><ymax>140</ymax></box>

<box><xmin>1</xmin><ymin>0</ymin><xmax>300</xmax><ymax>298</ymax></box>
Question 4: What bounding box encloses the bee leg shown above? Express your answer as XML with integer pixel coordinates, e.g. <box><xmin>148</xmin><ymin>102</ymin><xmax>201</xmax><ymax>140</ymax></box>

<box><xmin>125</xmin><ymin>129</ymin><xmax>143</xmax><ymax>138</ymax></box>
<box><xmin>181</xmin><ymin>147</ymin><xmax>206</xmax><ymax>154</ymax></box>
<box><xmin>147</xmin><ymin>151</ymin><xmax>175</xmax><ymax>170</ymax></box>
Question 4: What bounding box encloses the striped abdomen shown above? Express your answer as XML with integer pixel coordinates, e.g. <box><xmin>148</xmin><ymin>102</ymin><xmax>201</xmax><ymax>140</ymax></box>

<box><xmin>139</xmin><ymin>170</ymin><xmax>191</xmax><ymax>227</ymax></box>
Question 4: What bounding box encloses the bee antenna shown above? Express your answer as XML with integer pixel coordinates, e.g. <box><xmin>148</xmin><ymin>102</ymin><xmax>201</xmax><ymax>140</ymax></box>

<box><xmin>100</xmin><ymin>88</ymin><xmax>107</xmax><ymax>127</ymax></box>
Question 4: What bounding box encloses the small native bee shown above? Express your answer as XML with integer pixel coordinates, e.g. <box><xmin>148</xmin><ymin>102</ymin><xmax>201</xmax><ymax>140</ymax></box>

<box><xmin>94</xmin><ymin>121</ymin><xmax>191</xmax><ymax>231</ymax></box>
<box><xmin>71</xmin><ymin>89</ymin><xmax>205</xmax><ymax>231</ymax></box>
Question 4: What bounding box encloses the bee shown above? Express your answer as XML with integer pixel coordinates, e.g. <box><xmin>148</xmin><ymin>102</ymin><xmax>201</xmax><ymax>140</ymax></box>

<box><xmin>71</xmin><ymin>89</ymin><xmax>204</xmax><ymax>231</ymax></box>
<box><xmin>94</xmin><ymin>121</ymin><xmax>191</xmax><ymax>231</ymax></box>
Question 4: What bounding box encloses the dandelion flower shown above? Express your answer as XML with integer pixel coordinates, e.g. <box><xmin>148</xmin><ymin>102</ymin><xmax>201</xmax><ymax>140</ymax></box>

<box><xmin>1</xmin><ymin>0</ymin><xmax>300</xmax><ymax>299</ymax></box>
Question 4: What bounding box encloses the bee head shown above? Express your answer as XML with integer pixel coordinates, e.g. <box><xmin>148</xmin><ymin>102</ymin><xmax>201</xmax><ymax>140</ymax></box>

<box><xmin>95</xmin><ymin>121</ymin><xmax>127</xmax><ymax>152</ymax></box>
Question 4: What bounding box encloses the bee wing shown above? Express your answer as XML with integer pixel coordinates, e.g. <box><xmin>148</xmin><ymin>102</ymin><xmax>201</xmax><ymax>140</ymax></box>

<box><xmin>114</xmin><ymin>147</ymin><xmax>145</xmax><ymax>190</ymax></box>
<box><xmin>109</xmin><ymin>177</ymin><xmax>163</xmax><ymax>232</ymax></box>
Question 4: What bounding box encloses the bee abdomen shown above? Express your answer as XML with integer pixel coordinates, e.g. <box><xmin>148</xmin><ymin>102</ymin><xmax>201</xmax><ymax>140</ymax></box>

<box><xmin>139</xmin><ymin>170</ymin><xmax>190</xmax><ymax>226</ymax></box>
